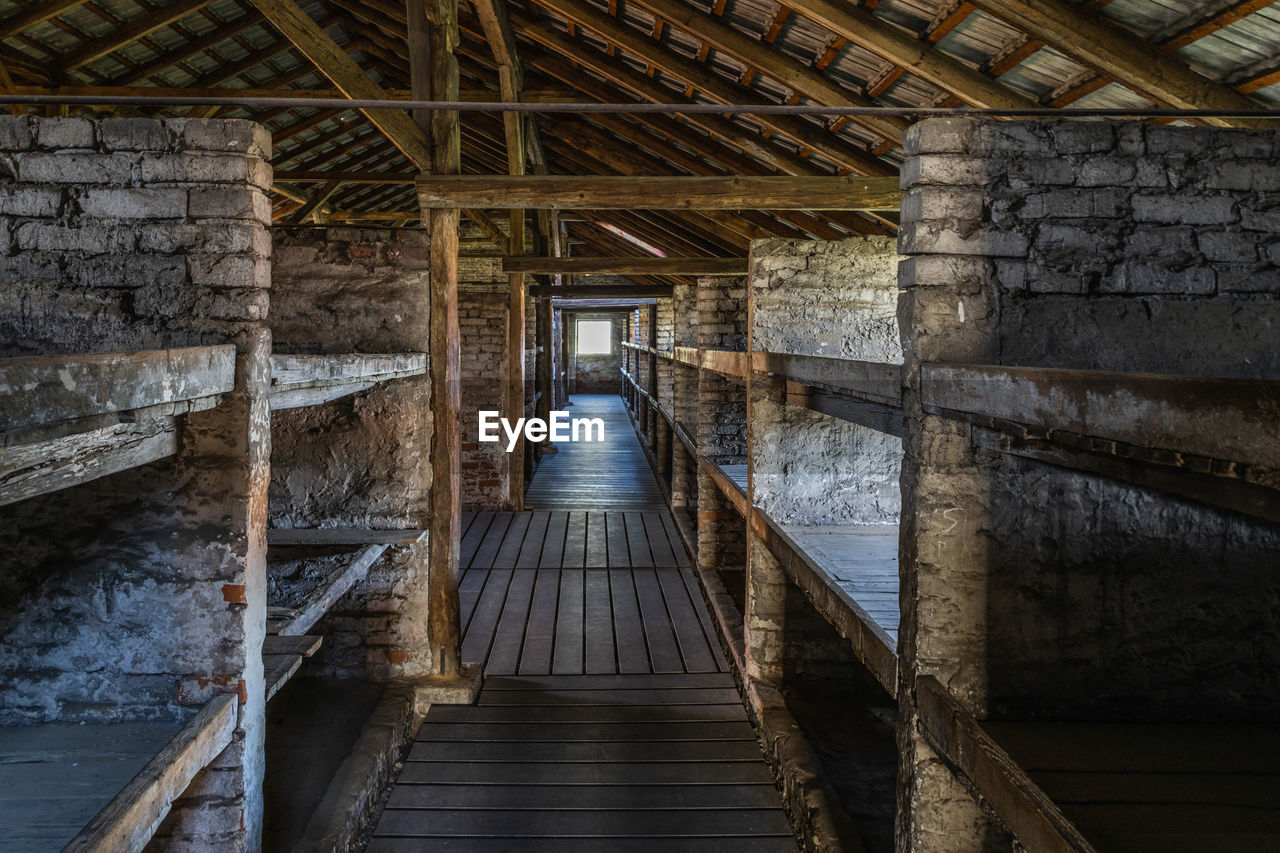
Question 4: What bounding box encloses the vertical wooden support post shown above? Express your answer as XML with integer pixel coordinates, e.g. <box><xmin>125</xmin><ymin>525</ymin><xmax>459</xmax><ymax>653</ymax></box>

<box><xmin>412</xmin><ymin>0</ymin><xmax>462</xmax><ymax>677</ymax></box>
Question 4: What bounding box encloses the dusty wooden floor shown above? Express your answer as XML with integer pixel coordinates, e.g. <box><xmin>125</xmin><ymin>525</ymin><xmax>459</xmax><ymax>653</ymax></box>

<box><xmin>367</xmin><ymin>395</ymin><xmax>797</xmax><ymax>851</ymax></box>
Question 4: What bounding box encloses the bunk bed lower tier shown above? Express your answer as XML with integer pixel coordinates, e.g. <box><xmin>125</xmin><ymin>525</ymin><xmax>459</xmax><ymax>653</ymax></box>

<box><xmin>762</xmin><ymin>520</ymin><xmax>900</xmax><ymax>696</ymax></box>
<box><xmin>984</xmin><ymin>720</ymin><xmax>1280</xmax><ymax>853</ymax></box>
<box><xmin>0</xmin><ymin>695</ymin><xmax>236</xmax><ymax>853</ymax></box>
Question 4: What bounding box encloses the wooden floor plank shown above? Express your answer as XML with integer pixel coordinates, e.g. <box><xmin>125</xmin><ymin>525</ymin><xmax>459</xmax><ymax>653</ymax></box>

<box><xmin>584</xmin><ymin>570</ymin><xmax>617</xmax><ymax>675</ymax></box>
<box><xmin>609</xmin><ymin>568</ymin><xmax>651</xmax><ymax>674</ymax></box>
<box><xmin>624</xmin><ymin>512</ymin><xmax>655</xmax><ymax>568</ymax></box>
<box><xmin>458</xmin><ymin>568</ymin><xmax>488</xmax><ymax>636</ymax></box>
<box><xmin>373</xmin><ymin>807</ymin><xmax>794</xmax><ymax>837</ymax></box>
<box><xmin>516</xmin><ymin>511</ymin><xmax>551</xmax><ymax>569</ymax></box>
<box><xmin>482</xmin><ymin>673</ymin><xmax>733</xmax><ymax>690</ymax></box>
<box><xmin>551</xmin><ymin>569</ymin><xmax>584</xmax><ymax>675</ymax></box>
<box><xmin>605</xmin><ymin>512</ymin><xmax>631</xmax><ymax>568</ymax></box>
<box><xmin>459</xmin><ymin>511</ymin><xmax>494</xmax><ymax>570</ymax></box>
<box><xmin>469</xmin><ymin>512</ymin><xmax>514</xmax><ymax>570</ymax></box>
<box><xmin>492</xmin><ymin>513</ymin><xmax>534</xmax><ymax>569</ymax></box>
<box><xmin>407</xmin><ymin>739</ymin><xmax>763</xmax><ymax>762</ymax></box>
<box><xmin>562</xmin><ymin>511</ymin><xmax>587</xmax><ymax>568</ymax></box>
<box><xmin>642</xmin><ymin>511</ymin><xmax>678</xmax><ymax>567</ymax></box>
<box><xmin>659</xmin><ymin>511</ymin><xmax>692</xmax><ymax>567</ymax></box>
<box><xmin>633</xmin><ymin>568</ymin><xmax>685</xmax><ymax>673</ymax></box>
<box><xmin>415</xmin><ymin>721</ymin><xmax>755</xmax><ymax>742</ymax></box>
<box><xmin>477</xmin><ymin>687</ymin><xmax>741</xmax><ymax>706</ymax></box>
<box><xmin>538</xmin><ymin>512</ymin><xmax>569</xmax><ymax>569</ymax></box>
<box><xmin>368</xmin><ymin>838</ymin><xmax>798</xmax><ymax>852</ymax></box>
<box><xmin>392</xmin><ymin>759</ymin><xmax>773</xmax><ymax>786</ymax></box>
<box><xmin>386</xmin><ymin>782</ymin><xmax>779</xmax><ymax>809</ymax></box>
<box><xmin>485</xmin><ymin>569</ymin><xmax>537</xmax><ymax>675</ymax></box>
<box><xmin>422</xmin><ymin>704</ymin><xmax>749</xmax><ymax>724</ymax></box>
<box><xmin>517</xmin><ymin>568</ymin><xmax>559</xmax><ymax>676</ymax></box>
<box><xmin>585</xmin><ymin>511</ymin><xmax>608</xmax><ymax>567</ymax></box>
<box><xmin>657</xmin><ymin>567</ymin><xmax>718</xmax><ymax>673</ymax></box>
<box><xmin>461</xmin><ymin>570</ymin><xmax>511</xmax><ymax>667</ymax></box>
<box><xmin>679</xmin><ymin>567</ymin><xmax>730</xmax><ymax>672</ymax></box>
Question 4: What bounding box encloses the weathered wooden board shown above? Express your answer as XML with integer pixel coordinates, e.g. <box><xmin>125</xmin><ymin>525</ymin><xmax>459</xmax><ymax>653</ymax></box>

<box><xmin>61</xmin><ymin>695</ymin><xmax>237</xmax><ymax>853</ymax></box>
<box><xmin>267</xmin><ymin>529</ymin><xmax>426</xmax><ymax>547</ymax></box>
<box><xmin>0</xmin><ymin>346</ymin><xmax>235</xmax><ymax>432</ymax></box>
<box><xmin>0</xmin><ymin>417</ymin><xmax>178</xmax><ymax>507</ymax></box>
<box><xmin>272</xmin><ymin>545</ymin><xmax>388</xmax><ymax>636</ymax></box>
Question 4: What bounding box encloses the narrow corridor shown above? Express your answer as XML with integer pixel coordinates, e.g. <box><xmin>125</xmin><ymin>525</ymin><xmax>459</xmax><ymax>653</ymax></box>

<box><xmin>366</xmin><ymin>395</ymin><xmax>798</xmax><ymax>850</ymax></box>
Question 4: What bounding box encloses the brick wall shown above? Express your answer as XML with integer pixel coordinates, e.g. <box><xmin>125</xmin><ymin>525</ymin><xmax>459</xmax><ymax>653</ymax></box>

<box><xmin>696</xmin><ymin>277</ymin><xmax>747</xmax><ymax>350</ymax></box>
<box><xmin>270</xmin><ymin>227</ymin><xmax>434</xmax><ymax>681</ymax></box>
<box><xmin>0</xmin><ymin>116</ymin><xmax>272</xmax><ymax>850</ymax></box>
<box><xmin>460</xmin><ymin>290</ymin><xmax>509</xmax><ymax>508</ymax></box>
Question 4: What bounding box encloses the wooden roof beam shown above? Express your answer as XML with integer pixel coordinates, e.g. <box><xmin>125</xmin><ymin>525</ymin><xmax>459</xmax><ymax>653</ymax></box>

<box><xmin>964</xmin><ymin>0</ymin><xmax>1272</xmax><ymax>127</ymax></box>
<box><xmin>416</xmin><ymin>175</ymin><xmax>902</xmax><ymax>210</ymax></box>
<box><xmin>788</xmin><ymin>0</ymin><xmax>1034</xmax><ymax>108</ymax></box>
<box><xmin>568</xmin><ymin>0</ymin><xmax>908</xmax><ymax>143</ymax></box>
<box><xmin>504</xmin><ymin>6</ymin><xmax>892</xmax><ymax>176</ymax></box>
<box><xmin>506</xmin><ymin>257</ymin><xmax>747</xmax><ymax>276</ymax></box>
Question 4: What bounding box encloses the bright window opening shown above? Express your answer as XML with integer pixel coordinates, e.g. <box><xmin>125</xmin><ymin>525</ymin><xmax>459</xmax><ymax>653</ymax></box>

<box><xmin>576</xmin><ymin>320</ymin><xmax>613</xmax><ymax>355</ymax></box>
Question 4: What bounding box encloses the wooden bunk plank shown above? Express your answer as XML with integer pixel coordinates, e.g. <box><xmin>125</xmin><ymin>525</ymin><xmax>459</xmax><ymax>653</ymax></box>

<box><xmin>268</xmin><ymin>353</ymin><xmax>426</xmax><ymax>410</ymax></box>
<box><xmin>62</xmin><ymin>695</ymin><xmax>237</xmax><ymax>853</ymax></box>
<box><xmin>267</xmin><ymin>528</ymin><xmax>426</xmax><ymax>547</ymax></box>
<box><xmin>0</xmin><ymin>346</ymin><xmax>236</xmax><ymax>433</ymax></box>
<box><xmin>264</xmin><ymin>634</ymin><xmax>323</xmax><ymax>700</ymax></box>
<box><xmin>0</xmin><ymin>418</ymin><xmax>178</xmax><ymax>507</ymax></box>
<box><xmin>272</xmin><ymin>544</ymin><xmax>388</xmax><ymax>636</ymax></box>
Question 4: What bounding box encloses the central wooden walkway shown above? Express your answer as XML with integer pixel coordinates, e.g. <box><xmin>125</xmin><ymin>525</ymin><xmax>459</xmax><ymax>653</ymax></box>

<box><xmin>367</xmin><ymin>395</ymin><xmax>798</xmax><ymax>851</ymax></box>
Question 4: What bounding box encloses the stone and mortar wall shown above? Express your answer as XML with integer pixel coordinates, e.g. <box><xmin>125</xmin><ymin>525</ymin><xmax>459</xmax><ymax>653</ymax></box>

<box><xmin>896</xmin><ymin>118</ymin><xmax>1280</xmax><ymax>852</ymax></box>
<box><xmin>0</xmin><ymin>116</ymin><xmax>272</xmax><ymax>850</ymax></box>
<box><xmin>269</xmin><ymin>227</ymin><xmax>433</xmax><ymax>682</ymax></box>
<box><xmin>899</xmin><ymin>118</ymin><xmax>1280</xmax><ymax>721</ymax></box>
<box><xmin>697</xmin><ymin>276</ymin><xmax>747</xmax><ymax>350</ymax></box>
<box><xmin>671</xmin><ymin>284</ymin><xmax>700</xmax><ymax>512</ymax></box>
<box><xmin>568</xmin><ymin>312</ymin><xmax>624</xmax><ymax>393</ymax></box>
<box><xmin>460</xmin><ymin>288</ymin><xmax>509</xmax><ymax>508</ymax></box>
<box><xmin>751</xmin><ymin>238</ymin><xmax>901</xmax><ymax>363</ymax></box>
<box><xmin>749</xmin><ymin>237</ymin><xmax>903</xmax><ymax>528</ymax></box>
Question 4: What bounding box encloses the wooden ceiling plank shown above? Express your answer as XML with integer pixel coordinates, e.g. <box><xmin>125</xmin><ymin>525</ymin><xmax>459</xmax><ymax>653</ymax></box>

<box><xmin>965</xmin><ymin>0</ymin><xmax>1271</xmax><ymax>127</ymax></box>
<box><xmin>789</xmin><ymin>0</ymin><xmax>1034</xmax><ymax>108</ymax></box>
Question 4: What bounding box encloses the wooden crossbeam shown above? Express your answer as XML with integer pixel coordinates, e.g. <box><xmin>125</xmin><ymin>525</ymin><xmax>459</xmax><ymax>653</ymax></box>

<box><xmin>964</xmin><ymin>0</ymin><xmax>1271</xmax><ymax>128</ymax></box>
<box><xmin>9</xmin><ymin>84</ymin><xmax>579</xmax><ymax>101</ymax></box>
<box><xmin>504</xmin><ymin>256</ymin><xmax>747</xmax><ymax>275</ymax></box>
<box><xmin>417</xmin><ymin>175</ymin><xmax>901</xmax><ymax>210</ymax></box>
<box><xmin>531</xmin><ymin>283</ymin><xmax>673</xmax><ymax>297</ymax></box>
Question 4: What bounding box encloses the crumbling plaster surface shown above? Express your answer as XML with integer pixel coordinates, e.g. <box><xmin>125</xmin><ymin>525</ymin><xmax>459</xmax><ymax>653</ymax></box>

<box><xmin>752</xmin><ymin>237</ymin><xmax>903</xmax><ymax>365</ymax></box>
<box><xmin>269</xmin><ymin>227</ymin><xmax>432</xmax><ymax>681</ymax></box>
<box><xmin>0</xmin><ymin>116</ymin><xmax>272</xmax><ymax>851</ymax></box>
